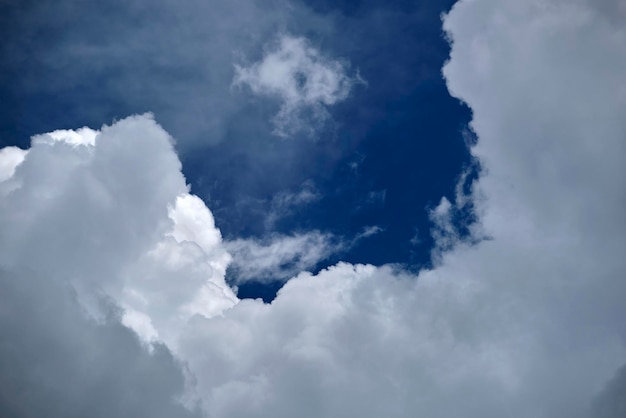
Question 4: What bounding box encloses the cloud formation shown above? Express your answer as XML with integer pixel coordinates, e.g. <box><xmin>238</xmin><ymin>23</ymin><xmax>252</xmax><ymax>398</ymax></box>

<box><xmin>0</xmin><ymin>115</ymin><xmax>227</xmax><ymax>417</ymax></box>
<box><xmin>1</xmin><ymin>0</ymin><xmax>624</xmax><ymax>417</ymax></box>
<box><xmin>234</xmin><ymin>34</ymin><xmax>363</xmax><ymax>137</ymax></box>
<box><xmin>225</xmin><ymin>231</ymin><xmax>340</xmax><ymax>283</ymax></box>
<box><xmin>591</xmin><ymin>363</ymin><xmax>626</xmax><ymax>418</ymax></box>
<box><xmin>264</xmin><ymin>180</ymin><xmax>321</xmax><ymax>229</ymax></box>
<box><xmin>0</xmin><ymin>267</ymin><xmax>201</xmax><ymax>418</ymax></box>
<box><xmin>0</xmin><ymin>146</ymin><xmax>27</xmax><ymax>182</ymax></box>
<box><xmin>183</xmin><ymin>0</ymin><xmax>626</xmax><ymax>415</ymax></box>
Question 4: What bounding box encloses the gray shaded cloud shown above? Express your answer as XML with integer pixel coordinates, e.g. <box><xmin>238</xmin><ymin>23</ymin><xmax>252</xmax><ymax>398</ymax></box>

<box><xmin>591</xmin><ymin>364</ymin><xmax>626</xmax><ymax>418</ymax></box>
<box><xmin>0</xmin><ymin>268</ymin><xmax>201</xmax><ymax>418</ymax></box>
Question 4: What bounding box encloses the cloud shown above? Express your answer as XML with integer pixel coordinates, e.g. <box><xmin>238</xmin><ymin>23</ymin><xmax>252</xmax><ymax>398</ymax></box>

<box><xmin>354</xmin><ymin>225</ymin><xmax>384</xmax><ymax>240</ymax></box>
<box><xmin>0</xmin><ymin>146</ymin><xmax>27</xmax><ymax>182</ymax></box>
<box><xmin>0</xmin><ymin>115</ymin><xmax>230</xmax><ymax>417</ymax></box>
<box><xmin>43</xmin><ymin>127</ymin><xmax>99</xmax><ymax>146</ymax></box>
<box><xmin>1</xmin><ymin>0</ymin><xmax>625</xmax><ymax>417</ymax></box>
<box><xmin>234</xmin><ymin>34</ymin><xmax>364</xmax><ymax>137</ymax></box>
<box><xmin>120</xmin><ymin>192</ymin><xmax>236</xmax><ymax>344</ymax></box>
<box><xmin>264</xmin><ymin>180</ymin><xmax>321</xmax><ymax>229</ymax></box>
<box><xmin>225</xmin><ymin>231</ymin><xmax>341</xmax><ymax>284</ymax></box>
<box><xmin>223</xmin><ymin>222</ymin><xmax>383</xmax><ymax>285</ymax></box>
<box><xmin>591</xmin><ymin>364</ymin><xmax>626</xmax><ymax>418</ymax></box>
<box><xmin>0</xmin><ymin>116</ymin><xmax>237</xmax><ymax>329</ymax></box>
<box><xmin>0</xmin><ymin>267</ymin><xmax>202</xmax><ymax>418</ymax></box>
<box><xmin>2</xmin><ymin>0</ymin><xmax>333</xmax><ymax>147</ymax></box>
<box><xmin>271</xmin><ymin>181</ymin><xmax>320</xmax><ymax>209</ymax></box>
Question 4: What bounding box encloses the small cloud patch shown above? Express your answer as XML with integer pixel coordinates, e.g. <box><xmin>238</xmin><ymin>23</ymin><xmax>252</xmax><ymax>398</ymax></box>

<box><xmin>233</xmin><ymin>34</ymin><xmax>364</xmax><ymax>137</ymax></box>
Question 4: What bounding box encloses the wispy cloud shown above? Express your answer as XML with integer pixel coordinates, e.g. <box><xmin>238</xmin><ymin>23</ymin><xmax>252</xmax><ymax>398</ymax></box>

<box><xmin>224</xmin><ymin>231</ymin><xmax>341</xmax><ymax>283</ymax></box>
<box><xmin>264</xmin><ymin>180</ymin><xmax>320</xmax><ymax>229</ymax></box>
<box><xmin>234</xmin><ymin>34</ymin><xmax>365</xmax><ymax>137</ymax></box>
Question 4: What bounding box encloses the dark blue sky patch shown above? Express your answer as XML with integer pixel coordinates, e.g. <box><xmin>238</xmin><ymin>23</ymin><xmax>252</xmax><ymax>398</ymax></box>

<box><xmin>189</xmin><ymin>0</ymin><xmax>475</xmax><ymax>276</ymax></box>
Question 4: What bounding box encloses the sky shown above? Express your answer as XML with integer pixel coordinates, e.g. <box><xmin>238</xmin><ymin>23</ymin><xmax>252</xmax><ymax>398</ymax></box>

<box><xmin>0</xmin><ymin>0</ymin><xmax>624</xmax><ymax>417</ymax></box>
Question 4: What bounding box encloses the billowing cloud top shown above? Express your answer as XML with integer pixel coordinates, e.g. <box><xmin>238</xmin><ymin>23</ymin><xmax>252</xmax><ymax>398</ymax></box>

<box><xmin>0</xmin><ymin>115</ymin><xmax>237</xmax><ymax>345</ymax></box>
<box><xmin>0</xmin><ymin>0</ymin><xmax>625</xmax><ymax>417</ymax></box>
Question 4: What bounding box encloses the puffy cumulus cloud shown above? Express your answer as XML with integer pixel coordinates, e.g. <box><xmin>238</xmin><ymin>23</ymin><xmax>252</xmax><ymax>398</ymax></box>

<box><xmin>120</xmin><ymin>193</ymin><xmax>236</xmax><ymax>344</ymax></box>
<box><xmin>0</xmin><ymin>115</ymin><xmax>236</xmax><ymax>325</ymax></box>
<box><xmin>181</xmin><ymin>260</ymin><xmax>562</xmax><ymax>417</ymax></box>
<box><xmin>224</xmin><ymin>231</ymin><xmax>341</xmax><ymax>284</ymax></box>
<box><xmin>0</xmin><ymin>146</ymin><xmax>27</xmax><ymax>182</ymax></box>
<box><xmin>44</xmin><ymin>127</ymin><xmax>99</xmax><ymax>146</ymax></box>
<box><xmin>0</xmin><ymin>114</ymin><xmax>235</xmax><ymax>415</ymax></box>
<box><xmin>233</xmin><ymin>34</ymin><xmax>364</xmax><ymax>137</ymax></box>
<box><xmin>428</xmin><ymin>166</ymin><xmax>481</xmax><ymax>262</ymax></box>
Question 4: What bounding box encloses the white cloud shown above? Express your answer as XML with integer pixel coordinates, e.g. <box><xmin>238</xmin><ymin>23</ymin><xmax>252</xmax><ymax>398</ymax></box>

<box><xmin>225</xmin><ymin>231</ymin><xmax>340</xmax><ymax>283</ymax></box>
<box><xmin>428</xmin><ymin>196</ymin><xmax>457</xmax><ymax>254</ymax></box>
<box><xmin>119</xmin><ymin>193</ymin><xmax>236</xmax><ymax>344</ymax></box>
<box><xmin>0</xmin><ymin>115</ymin><xmax>223</xmax><ymax>417</ymax></box>
<box><xmin>0</xmin><ymin>146</ymin><xmax>28</xmax><ymax>198</ymax></box>
<box><xmin>0</xmin><ymin>116</ymin><xmax>237</xmax><ymax>334</ymax></box>
<box><xmin>39</xmin><ymin>127</ymin><xmax>99</xmax><ymax>146</ymax></box>
<box><xmin>0</xmin><ymin>146</ymin><xmax>27</xmax><ymax>182</ymax></box>
<box><xmin>234</xmin><ymin>34</ymin><xmax>364</xmax><ymax>137</ymax></box>
<box><xmin>0</xmin><ymin>113</ymin><xmax>238</xmax><ymax>345</ymax></box>
<box><xmin>355</xmin><ymin>225</ymin><xmax>384</xmax><ymax>240</ymax></box>
<box><xmin>1</xmin><ymin>1</ymin><xmax>624</xmax><ymax>416</ymax></box>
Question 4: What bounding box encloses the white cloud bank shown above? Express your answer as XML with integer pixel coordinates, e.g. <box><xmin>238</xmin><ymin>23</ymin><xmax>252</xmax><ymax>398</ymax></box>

<box><xmin>234</xmin><ymin>34</ymin><xmax>364</xmax><ymax>137</ymax></box>
<box><xmin>1</xmin><ymin>1</ymin><xmax>625</xmax><ymax>417</ymax></box>
<box><xmin>0</xmin><ymin>115</ymin><xmax>220</xmax><ymax>417</ymax></box>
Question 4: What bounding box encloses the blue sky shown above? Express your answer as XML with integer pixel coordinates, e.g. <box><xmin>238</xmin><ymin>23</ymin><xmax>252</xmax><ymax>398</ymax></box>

<box><xmin>0</xmin><ymin>0</ymin><xmax>625</xmax><ymax>417</ymax></box>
